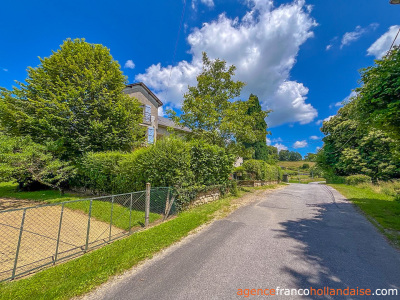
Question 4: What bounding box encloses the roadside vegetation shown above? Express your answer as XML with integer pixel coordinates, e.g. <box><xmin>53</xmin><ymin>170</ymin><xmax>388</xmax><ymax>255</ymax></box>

<box><xmin>316</xmin><ymin>46</ymin><xmax>400</xmax><ymax>247</ymax></box>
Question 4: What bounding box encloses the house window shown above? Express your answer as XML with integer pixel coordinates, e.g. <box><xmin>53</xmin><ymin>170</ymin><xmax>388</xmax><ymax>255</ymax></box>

<box><xmin>144</xmin><ymin>105</ymin><xmax>151</xmax><ymax>123</ymax></box>
<box><xmin>147</xmin><ymin>126</ymin><xmax>155</xmax><ymax>144</ymax></box>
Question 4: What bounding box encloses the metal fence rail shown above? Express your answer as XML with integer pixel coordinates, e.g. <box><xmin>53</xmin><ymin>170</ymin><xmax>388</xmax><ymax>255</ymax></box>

<box><xmin>0</xmin><ymin>185</ymin><xmax>176</xmax><ymax>282</ymax></box>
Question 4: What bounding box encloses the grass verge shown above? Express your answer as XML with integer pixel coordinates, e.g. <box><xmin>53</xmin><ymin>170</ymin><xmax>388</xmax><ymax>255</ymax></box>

<box><xmin>329</xmin><ymin>183</ymin><xmax>400</xmax><ymax>246</ymax></box>
<box><xmin>0</xmin><ymin>185</ymin><xmax>280</xmax><ymax>300</ymax></box>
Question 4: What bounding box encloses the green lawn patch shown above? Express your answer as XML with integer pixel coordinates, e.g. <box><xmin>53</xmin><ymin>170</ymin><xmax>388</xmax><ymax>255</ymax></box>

<box><xmin>0</xmin><ymin>182</ymin><xmax>81</xmax><ymax>203</ymax></box>
<box><xmin>329</xmin><ymin>184</ymin><xmax>400</xmax><ymax>246</ymax></box>
<box><xmin>65</xmin><ymin>200</ymin><xmax>161</xmax><ymax>231</ymax></box>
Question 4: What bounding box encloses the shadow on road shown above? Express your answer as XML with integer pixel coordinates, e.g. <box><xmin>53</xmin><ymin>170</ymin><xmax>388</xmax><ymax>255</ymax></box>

<box><xmin>273</xmin><ymin>200</ymin><xmax>400</xmax><ymax>298</ymax></box>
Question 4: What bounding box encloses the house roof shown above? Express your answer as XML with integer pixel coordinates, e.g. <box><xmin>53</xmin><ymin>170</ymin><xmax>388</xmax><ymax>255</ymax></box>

<box><xmin>125</xmin><ymin>82</ymin><xmax>163</xmax><ymax>107</ymax></box>
<box><xmin>158</xmin><ymin>116</ymin><xmax>192</xmax><ymax>132</ymax></box>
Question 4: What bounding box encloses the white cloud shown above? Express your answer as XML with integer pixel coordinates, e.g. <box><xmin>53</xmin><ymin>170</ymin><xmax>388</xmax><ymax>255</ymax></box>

<box><xmin>2</xmin><ymin>68</ymin><xmax>8</xmax><ymax>72</ymax></box>
<box><xmin>274</xmin><ymin>143</ymin><xmax>288</xmax><ymax>152</ymax></box>
<box><xmin>266</xmin><ymin>137</ymin><xmax>271</xmax><ymax>145</ymax></box>
<box><xmin>326</xmin><ymin>44</ymin><xmax>332</xmax><ymax>51</ymax></box>
<box><xmin>271</xmin><ymin>137</ymin><xmax>282</xmax><ymax>143</ymax></box>
<box><xmin>316</xmin><ymin>115</ymin><xmax>335</xmax><ymax>125</ymax></box>
<box><xmin>124</xmin><ymin>60</ymin><xmax>135</xmax><ymax>69</ymax></box>
<box><xmin>367</xmin><ymin>25</ymin><xmax>400</xmax><ymax>59</ymax></box>
<box><xmin>136</xmin><ymin>0</ymin><xmax>318</xmax><ymax>127</ymax></box>
<box><xmin>192</xmin><ymin>0</ymin><xmax>214</xmax><ymax>10</ymax></box>
<box><xmin>309</xmin><ymin>135</ymin><xmax>320</xmax><ymax>140</ymax></box>
<box><xmin>293</xmin><ymin>140</ymin><xmax>308</xmax><ymax>149</ymax></box>
<box><xmin>341</xmin><ymin>23</ymin><xmax>379</xmax><ymax>49</ymax></box>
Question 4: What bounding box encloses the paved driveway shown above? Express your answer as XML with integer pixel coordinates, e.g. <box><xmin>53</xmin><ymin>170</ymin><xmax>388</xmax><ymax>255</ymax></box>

<box><xmin>86</xmin><ymin>184</ymin><xmax>400</xmax><ymax>299</ymax></box>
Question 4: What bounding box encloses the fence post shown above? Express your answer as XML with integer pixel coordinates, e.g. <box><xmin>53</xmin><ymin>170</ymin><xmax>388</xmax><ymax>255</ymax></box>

<box><xmin>129</xmin><ymin>193</ymin><xmax>133</xmax><ymax>233</ymax></box>
<box><xmin>12</xmin><ymin>208</ymin><xmax>26</xmax><ymax>280</ymax></box>
<box><xmin>54</xmin><ymin>203</ymin><xmax>65</xmax><ymax>263</ymax></box>
<box><xmin>145</xmin><ymin>183</ymin><xmax>150</xmax><ymax>227</ymax></box>
<box><xmin>109</xmin><ymin>196</ymin><xmax>115</xmax><ymax>241</ymax></box>
<box><xmin>85</xmin><ymin>200</ymin><xmax>93</xmax><ymax>252</ymax></box>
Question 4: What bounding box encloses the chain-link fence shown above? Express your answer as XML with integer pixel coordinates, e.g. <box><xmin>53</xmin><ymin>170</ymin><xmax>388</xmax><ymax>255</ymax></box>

<box><xmin>0</xmin><ymin>185</ymin><xmax>176</xmax><ymax>282</ymax></box>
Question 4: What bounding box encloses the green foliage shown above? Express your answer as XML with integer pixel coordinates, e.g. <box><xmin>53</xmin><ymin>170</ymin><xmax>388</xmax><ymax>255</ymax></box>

<box><xmin>278</xmin><ymin>150</ymin><xmax>302</xmax><ymax>161</ymax></box>
<box><xmin>0</xmin><ymin>135</ymin><xmax>75</xmax><ymax>193</ymax></box>
<box><xmin>304</xmin><ymin>153</ymin><xmax>317</xmax><ymax>162</ymax></box>
<box><xmin>169</xmin><ymin>53</ymin><xmax>269</xmax><ymax>155</ymax></box>
<box><xmin>74</xmin><ymin>137</ymin><xmax>234</xmax><ymax>194</ymax></box>
<box><xmin>345</xmin><ymin>174</ymin><xmax>372</xmax><ymax>185</ymax></box>
<box><xmin>0</xmin><ymin>38</ymin><xmax>144</xmax><ymax>160</ymax></box>
<box><xmin>301</xmin><ymin>163</ymin><xmax>310</xmax><ymax>169</ymax></box>
<box><xmin>75</xmin><ymin>151</ymin><xmax>128</xmax><ymax>194</ymax></box>
<box><xmin>119</xmin><ymin>137</ymin><xmax>193</xmax><ymax>191</ymax></box>
<box><xmin>356</xmin><ymin>46</ymin><xmax>400</xmax><ymax>140</ymax></box>
<box><xmin>189</xmin><ymin>140</ymin><xmax>235</xmax><ymax>186</ymax></box>
<box><xmin>239</xmin><ymin>159</ymin><xmax>282</xmax><ymax>181</ymax></box>
<box><xmin>242</xmin><ymin>94</ymin><xmax>270</xmax><ymax>161</ymax></box>
<box><xmin>318</xmin><ymin>99</ymin><xmax>400</xmax><ymax>181</ymax></box>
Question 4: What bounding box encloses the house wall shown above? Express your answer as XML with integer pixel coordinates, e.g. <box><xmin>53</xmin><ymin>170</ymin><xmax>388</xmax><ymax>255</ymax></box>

<box><xmin>124</xmin><ymin>86</ymin><xmax>159</xmax><ymax>129</ymax></box>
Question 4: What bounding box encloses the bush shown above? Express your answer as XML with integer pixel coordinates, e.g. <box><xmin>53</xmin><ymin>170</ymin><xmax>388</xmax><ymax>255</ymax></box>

<box><xmin>345</xmin><ymin>174</ymin><xmax>372</xmax><ymax>185</ymax></box>
<box><xmin>240</xmin><ymin>159</ymin><xmax>282</xmax><ymax>181</ymax></box>
<box><xmin>75</xmin><ymin>151</ymin><xmax>128</xmax><ymax>194</ymax></box>
<box><xmin>189</xmin><ymin>140</ymin><xmax>234</xmax><ymax>186</ymax></box>
<box><xmin>302</xmin><ymin>163</ymin><xmax>310</xmax><ymax>169</ymax></box>
<box><xmin>74</xmin><ymin>137</ymin><xmax>235</xmax><ymax>194</ymax></box>
<box><xmin>0</xmin><ymin>135</ymin><xmax>75</xmax><ymax>192</ymax></box>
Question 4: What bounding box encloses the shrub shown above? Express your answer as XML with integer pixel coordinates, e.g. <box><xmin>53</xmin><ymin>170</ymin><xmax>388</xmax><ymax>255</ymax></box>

<box><xmin>345</xmin><ymin>174</ymin><xmax>372</xmax><ymax>185</ymax></box>
<box><xmin>241</xmin><ymin>159</ymin><xmax>282</xmax><ymax>181</ymax></box>
<box><xmin>189</xmin><ymin>140</ymin><xmax>234</xmax><ymax>186</ymax></box>
<box><xmin>74</xmin><ymin>137</ymin><xmax>237</xmax><ymax>195</ymax></box>
<box><xmin>302</xmin><ymin>163</ymin><xmax>310</xmax><ymax>169</ymax></box>
<box><xmin>0</xmin><ymin>134</ymin><xmax>75</xmax><ymax>193</ymax></box>
<box><xmin>75</xmin><ymin>151</ymin><xmax>128</xmax><ymax>194</ymax></box>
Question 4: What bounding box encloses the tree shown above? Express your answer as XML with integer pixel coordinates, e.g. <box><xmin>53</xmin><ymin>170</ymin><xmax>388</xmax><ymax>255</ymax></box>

<box><xmin>169</xmin><ymin>53</ymin><xmax>268</xmax><ymax>155</ymax></box>
<box><xmin>356</xmin><ymin>46</ymin><xmax>400</xmax><ymax>140</ymax></box>
<box><xmin>0</xmin><ymin>38</ymin><xmax>144</xmax><ymax>160</ymax></box>
<box><xmin>279</xmin><ymin>150</ymin><xmax>290</xmax><ymax>161</ymax></box>
<box><xmin>304</xmin><ymin>153</ymin><xmax>317</xmax><ymax>162</ymax></box>
<box><xmin>266</xmin><ymin>145</ymin><xmax>279</xmax><ymax>162</ymax></box>
<box><xmin>317</xmin><ymin>99</ymin><xmax>399</xmax><ymax>181</ymax></box>
<box><xmin>289</xmin><ymin>151</ymin><xmax>302</xmax><ymax>161</ymax></box>
<box><xmin>242</xmin><ymin>94</ymin><xmax>270</xmax><ymax>161</ymax></box>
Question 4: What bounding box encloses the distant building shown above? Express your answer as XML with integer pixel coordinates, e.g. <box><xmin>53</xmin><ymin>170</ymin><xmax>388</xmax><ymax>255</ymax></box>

<box><xmin>124</xmin><ymin>82</ymin><xmax>191</xmax><ymax>144</ymax></box>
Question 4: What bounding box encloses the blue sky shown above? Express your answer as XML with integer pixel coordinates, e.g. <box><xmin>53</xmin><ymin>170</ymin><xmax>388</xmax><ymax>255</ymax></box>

<box><xmin>1</xmin><ymin>0</ymin><xmax>399</xmax><ymax>156</ymax></box>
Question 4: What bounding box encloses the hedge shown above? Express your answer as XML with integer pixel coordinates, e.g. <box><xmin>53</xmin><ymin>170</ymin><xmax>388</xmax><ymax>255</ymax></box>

<box><xmin>236</xmin><ymin>159</ymin><xmax>282</xmax><ymax>182</ymax></box>
<box><xmin>73</xmin><ymin>137</ymin><xmax>234</xmax><ymax>194</ymax></box>
<box><xmin>345</xmin><ymin>174</ymin><xmax>372</xmax><ymax>185</ymax></box>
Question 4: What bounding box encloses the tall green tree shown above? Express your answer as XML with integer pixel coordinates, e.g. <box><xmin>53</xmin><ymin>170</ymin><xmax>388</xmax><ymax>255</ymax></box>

<box><xmin>356</xmin><ymin>46</ymin><xmax>400</xmax><ymax>140</ymax></box>
<box><xmin>0</xmin><ymin>38</ymin><xmax>144</xmax><ymax>160</ymax></box>
<box><xmin>279</xmin><ymin>150</ymin><xmax>290</xmax><ymax>161</ymax></box>
<box><xmin>242</xmin><ymin>94</ymin><xmax>270</xmax><ymax>161</ymax></box>
<box><xmin>317</xmin><ymin>99</ymin><xmax>399</xmax><ymax>180</ymax></box>
<box><xmin>169</xmin><ymin>53</ymin><xmax>268</xmax><ymax>155</ymax></box>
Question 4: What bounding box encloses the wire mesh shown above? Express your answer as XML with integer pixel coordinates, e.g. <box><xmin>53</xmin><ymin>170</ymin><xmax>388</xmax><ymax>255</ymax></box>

<box><xmin>0</xmin><ymin>187</ymin><xmax>175</xmax><ymax>281</ymax></box>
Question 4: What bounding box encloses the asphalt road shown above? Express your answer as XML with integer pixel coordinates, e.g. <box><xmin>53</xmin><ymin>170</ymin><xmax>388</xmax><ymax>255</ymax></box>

<box><xmin>87</xmin><ymin>184</ymin><xmax>400</xmax><ymax>299</ymax></box>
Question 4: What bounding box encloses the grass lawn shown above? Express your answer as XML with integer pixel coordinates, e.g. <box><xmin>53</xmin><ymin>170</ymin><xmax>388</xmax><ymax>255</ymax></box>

<box><xmin>329</xmin><ymin>184</ymin><xmax>400</xmax><ymax>246</ymax></box>
<box><xmin>278</xmin><ymin>161</ymin><xmax>316</xmax><ymax>169</ymax></box>
<box><xmin>0</xmin><ymin>182</ymin><xmax>81</xmax><ymax>203</ymax></box>
<box><xmin>65</xmin><ymin>200</ymin><xmax>161</xmax><ymax>231</ymax></box>
<box><xmin>0</xmin><ymin>182</ymin><xmax>161</xmax><ymax>230</ymax></box>
<box><xmin>0</xmin><ymin>185</ymin><xmax>279</xmax><ymax>300</ymax></box>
